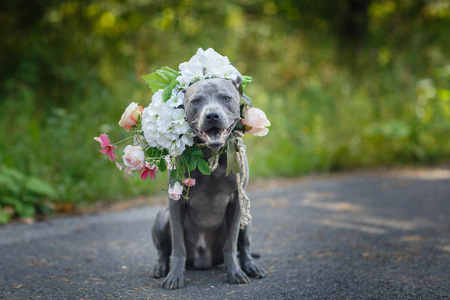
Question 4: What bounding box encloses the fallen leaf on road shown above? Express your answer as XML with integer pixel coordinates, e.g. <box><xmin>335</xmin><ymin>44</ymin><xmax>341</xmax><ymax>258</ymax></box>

<box><xmin>400</xmin><ymin>235</ymin><xmax>425</xmax><ymax>242</ymax></box>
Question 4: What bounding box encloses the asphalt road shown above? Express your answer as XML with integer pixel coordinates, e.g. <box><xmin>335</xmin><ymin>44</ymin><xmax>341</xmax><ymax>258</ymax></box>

<box><xmin>1</xmin><ymin>169</ymin><xmax>449</xmax><ymax>299</ymax></box>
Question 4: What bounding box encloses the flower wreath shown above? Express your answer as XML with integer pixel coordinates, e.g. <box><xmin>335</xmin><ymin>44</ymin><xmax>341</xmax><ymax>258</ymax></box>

<box><xmin>94</xmin><ymin>48</ymin><xmax>270</xmax><ymax>227</ymax></box>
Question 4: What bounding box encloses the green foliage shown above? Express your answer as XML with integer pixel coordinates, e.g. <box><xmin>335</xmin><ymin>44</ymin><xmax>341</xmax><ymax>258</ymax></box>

<box><xmin>0</xmin><ymin>166</ymin><xmax>55</xmax><ymax>223</ymax></box>
<box><xmin>184</xmin><ymin>150</ymin><xmax>204</xmax><ymax>172</ymax></box>
<box><xmin>142</xmin><ymin>67</ymin><xmax>180</xmax><ymax>102</ymax></box>
<box><xmin>226</xmin><ymin>135</ymin><xmax>242</xmax><ymax>176</ymax></box>
<box><xmin>181</xmin><ymin>148</ymin><xmax>211</xmax><ymax>176</ymax></box>
<box><xmin>197</xmin><ymin>160</ymin><xmax>211</xmax><ymax>176</ymax></box>
<box><xmin>1</xmin><ymin>0</ymin><xmax>450</xmax><ymax>223</ymax></box>
<box><xmin>144</xmin><ymin>147</ymin><xmax>168</xmax><ymax>173</ymax></box>
<box><xmin>240</xmin><ymin>93</ymin><xmax>252</xmax><ymax>107</ymax></box>
<box><xmin>241</xmin><ymin>76</ymin><xmax>252</xmax><ymax>90</ymax></box>
<box><xmin>142</xmin><ymin>67</ymin><xmax>180</xmax><ymax>94</ymax></box>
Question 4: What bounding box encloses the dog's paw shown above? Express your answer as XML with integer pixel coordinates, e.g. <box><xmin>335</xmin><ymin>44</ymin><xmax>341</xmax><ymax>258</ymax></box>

<box><xmin>242</xmin><ymin>260</ymin><xmax>265</xmax><ymax>278</ymax></box>
<box><xmin>152</xmin><ymin>262</ymin><xmax>169</xmax><ymax>278</ymax></box>
<box><xmin>228</xmin><ymin>267</ymin><xmax>250</xmax><ymax>284</ymax></box>
<box><xmin>162</xmin><ymin>270</ymin><xmax>185</xmax><ymax>289</ymax></box>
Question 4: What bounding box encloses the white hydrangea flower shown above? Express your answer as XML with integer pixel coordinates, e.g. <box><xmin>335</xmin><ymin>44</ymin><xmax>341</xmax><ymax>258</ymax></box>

<box><xmin>177</xmin><ymin>48</ymin><xmax>241</xmax><ymax>88</ymax></box>
<box><xmin>142</xmin><ymin>90</ymin><xmax>195</xmax><ymax>157</ymax></box>
<box><xmin>167</xmin><ymin>87</ymin><xmax>184</xmax><ymax>108</ymax></box>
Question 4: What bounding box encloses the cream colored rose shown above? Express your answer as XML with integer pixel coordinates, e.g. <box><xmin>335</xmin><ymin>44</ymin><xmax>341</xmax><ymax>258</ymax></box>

<box><xmin>241</xmin><ymin>107</ymin><xmax>271</xmax><ymax>136</ymax></box>
<box><xmin>122</xmin><ymin>145</ymin><xmax>145</xmax><ymax>171</ymax></box>
<box><xmin>168</xmin><ymin>181</ymin><xmax>183</xmax><ymax>200</ymax></box>
<box><xmin>119</xmin><ymin>102</ymin><xmax>143</xmax><ymax>131</ymax></box>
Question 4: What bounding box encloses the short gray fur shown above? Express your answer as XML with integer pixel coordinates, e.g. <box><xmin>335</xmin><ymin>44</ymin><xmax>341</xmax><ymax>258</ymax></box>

<box><xmin>151</xmin><ymin>78</ymin><xmax>265</xmax><ymax>289</ymax></box>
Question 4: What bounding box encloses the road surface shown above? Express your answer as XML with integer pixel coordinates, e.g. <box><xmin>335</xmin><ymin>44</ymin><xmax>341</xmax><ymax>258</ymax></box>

<box><xmin>1</xmin><ymin>169</ymin><xmax>449</xmax><ymax>299</ymax></box>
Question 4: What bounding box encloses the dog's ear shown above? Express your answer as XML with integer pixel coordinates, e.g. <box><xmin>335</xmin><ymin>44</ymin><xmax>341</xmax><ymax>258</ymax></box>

<box><xmin>232</xmin><ymin>76</ymin><xmax>243</xmax><ymax>94</ymax></box>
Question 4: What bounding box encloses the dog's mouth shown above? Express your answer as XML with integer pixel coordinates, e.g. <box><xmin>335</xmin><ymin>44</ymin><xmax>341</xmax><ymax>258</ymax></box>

<box><xmin>196</xmin><ymin>123</ymin><xmax>235</xmax><ymax>150</ymax></box>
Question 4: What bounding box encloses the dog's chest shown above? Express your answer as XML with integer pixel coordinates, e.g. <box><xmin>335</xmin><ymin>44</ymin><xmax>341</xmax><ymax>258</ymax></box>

<box><xmin>186</xmin><ymin>192</ymin><xmax>231</xmax><ymax>230</ymax></box>
<box><xmin>184</xmin><ymin>169</ymin><xmax>237</xmax><ymax>230</ymax></box>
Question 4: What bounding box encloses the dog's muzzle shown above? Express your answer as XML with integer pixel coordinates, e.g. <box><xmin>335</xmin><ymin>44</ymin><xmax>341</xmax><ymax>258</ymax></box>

<box><xmin>196</xmin><ymin>119</ymin><xmax>238</xmax><ymax>150</ymax></box>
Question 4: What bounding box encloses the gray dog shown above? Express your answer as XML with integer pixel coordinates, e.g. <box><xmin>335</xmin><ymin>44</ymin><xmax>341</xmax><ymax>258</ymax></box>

<box><xmin>151</xmin><ymin>77</ymin><xmax>265</xmax><ymax>289</ymax></box>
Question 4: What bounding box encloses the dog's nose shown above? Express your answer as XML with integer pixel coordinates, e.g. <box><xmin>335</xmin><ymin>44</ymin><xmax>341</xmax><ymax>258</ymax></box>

<box><xmin>205</xmin><ymin>112</ymin><xmax>221</xmax><ymax>121</ymax></box>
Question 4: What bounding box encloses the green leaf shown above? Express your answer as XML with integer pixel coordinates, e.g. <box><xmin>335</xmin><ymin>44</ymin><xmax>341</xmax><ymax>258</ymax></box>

<box><xmin>23</xmin><ymin>194</ymin><xmax>39</xmax><ymax>204</ymax></box>
<box><xmin>226</xmin><ymin>136</ymin><xmax>241</xmax><ymax>176</ymax></box>
<box><xmin>25</xmin><ymin>177</ymin><xmax>55</xmax><ymax>198</ymax></box>
<box><xmin>16</xmin><ymin>203</ymin><xmax>36</xmax><ymax>218</ymax></box>
<box><xmin>241</xmin><ymin>93</ymin><xmax>252</xmax><ymax>106</ymax></box>
<box><xmin>162</xmin><ymin>79</ymin><xmax>180</xmax><ymax>102</ymax></box>
<box><xmin>234</xmin><ymin>120</ymin><xmax>244</xmax><ymax>133</ymax></box>
<box><xmin>142</xmin><ymin>66</ymin><xmax>179</xmax><ymax>93</ymax></box>
<box><xmin>6</xmin><ymin>198</ymin><xmax>23</xmax><ymax>216</ymax></box>
<box><xmin>191</xmin><ymin>150</ymin><xmax>204</xmax><ymax>159</ymax></box>
<box><xmin>0</xmin><ymin>173</ymin><xmax>20</xmax><ymax>195</ymax></box>
<box><xmin>145</xmin><ymin>147</ymin><xmax>159</xmax><ymax>157</ymax></box>
<box><xmin>241</xmin><ymin>75</ymin><xmax>252</xmax><ymax>90</ymax></box>
<box><xmin>187</xmin><ymin>157</ymin><xmax>198</xmax><ymax>172</ymax></box>
<box><xmin>0</xmin><ymin>210</ymin><xmax>12</xmax><ymax>224</ymax></box>
<box><xmin>182</xmin><ymin>148</ymin><xmax>203</xmax><ymax>172</ymax></box>
<box><xmin>237</xmin><ymin>139</ymin><xmax>247</xmax><ymax>150</ymax></box>
<box><xmin>1</xmin><ymin>166</ymin><xmax>25</xmax><ymax>182</ymax></box>
<box><xmin>239</xmin><ymin>104</ymin><xmax>245</xmax><ymax>119</ymax></box>
<box><xmin>158</xmin><ymin>159</ymin><xmax>167</xmax><ymax>173</ymax></box>
<box><xmin>197</xmin><ymin>159</ymin><xmax>211</xmax><ymax>175</ymax></box>
<box><xmin>145</xmin><ymin>147</ymin><xmax>168</xmax><ymax>172</ymax></box>
<box><xmin>1</xmin><ymin>196</ymin><xmax>21</xmax><ymax>207</ymax></box>
<box><xmin>170</xmin><ymin>171</ymin><xmax>178</xmax><ymax>180</ymax></box>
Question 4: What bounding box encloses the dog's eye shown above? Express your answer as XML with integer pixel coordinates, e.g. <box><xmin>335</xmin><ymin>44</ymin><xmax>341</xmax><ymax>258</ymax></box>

<box><xmin>192</xmin><ymin>98</ymin><xmax>200</xmax><ymax>104</ymax></box>
<box><xmin>223</xmin><ymin>96</ymin><xmax>231</xmax><ymax>102</ymax></box>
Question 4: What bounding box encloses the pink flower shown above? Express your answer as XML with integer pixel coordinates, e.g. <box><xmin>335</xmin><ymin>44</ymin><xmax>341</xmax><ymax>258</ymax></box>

<box><xmin>241</xmin><ymin>107</ymin><xmax>271</xmax><ymax>136</ymax></box>
<box><xmin>168</xmin><ymin>181</ymin><xmax>183</xmax><ymax>201</ymax></box>
<box><xmin>182</xmin><ymin>178</ymin><xmax>196</xmax><ymax>187</ymax></box>
<box><xmin>119</xmin><ymin>102</ymin><xmax>144</xmax><ymax>131</ymax></box>
<box><xmin>122</xmin><ymin>145</ymin><xmax>145</xmax><ymax>171</ymax></box>
<box><xmin>115</xmin><ymin>162</ymin><xmax>124</xmax><ymax>171</ymax></box>
<box><xmin>141</xmin><ymin>163</ymin><xmax>158</xmax><ymax>181</ymax></box>
<box><xmin>94</xmin><ymin>134</ymin><xmax>117</xmax><ymax>161</ymax></box>
<box><xmin>123</xmin><ymin>167</ymin><xmax>133</xmax><ymax>175</ymax></box>
<box><xmin>164</xmin><ymin>155</ymin><xmax>176</xmax><ymax>170</ymax></box>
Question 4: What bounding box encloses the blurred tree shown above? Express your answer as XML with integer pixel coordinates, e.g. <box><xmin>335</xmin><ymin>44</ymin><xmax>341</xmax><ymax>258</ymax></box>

<box><xmin>0</xmin><ymin>0</ymin><xmax>47</xmax><ymax>85</ymax></box>
<box><xmin>332</xmin><ymin>0</ymin><xmax>371</xmax><ymax>67</ymax></box>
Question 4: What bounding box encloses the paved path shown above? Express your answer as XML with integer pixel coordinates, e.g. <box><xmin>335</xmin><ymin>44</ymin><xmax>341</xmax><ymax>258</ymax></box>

<box><xmin>1</xmin><ymin>169</ymin><xmax>449</xmax><ymax>299</ymax></box>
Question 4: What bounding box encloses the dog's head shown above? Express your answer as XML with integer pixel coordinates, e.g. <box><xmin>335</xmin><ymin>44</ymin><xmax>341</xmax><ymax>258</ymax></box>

<box><xmin>184</xmin><ymin>77</ymin><xmax>242</xmax><ymax>150</ymax></box>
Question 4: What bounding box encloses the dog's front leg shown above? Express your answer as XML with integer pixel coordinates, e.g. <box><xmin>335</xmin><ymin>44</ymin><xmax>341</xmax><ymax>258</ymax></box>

<box><xmin>223</xmin><ymin>191</ymin><xmax>250</xmax><ymax>284</ymax></box>
<box><xmin>162</xmin><ymin>197</ymin><xmax>186</xmax><ymax>289</ymax></box>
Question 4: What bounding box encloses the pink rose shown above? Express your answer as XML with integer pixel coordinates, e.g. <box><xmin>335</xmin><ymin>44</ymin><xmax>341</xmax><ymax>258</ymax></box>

<box><xmin>168</xmin><ymin>181</ymin><xmax>183</xmax><ymax>200</ymax></box>
<box><xmin>122</xmin><ymin>145</ymin><xmax>145</xmax><ymax>171</ymax></box>
<box><xmin>119</xmin><ymin>102</ymin><xmax>143</xmax><ymax>131</ymax></box>
<box><xmin>241</xmin><ymin>107</ymin><xmax>271</xmax><ymax>136</ymax></box>
<box><xmin>182</xmin><ymin>178</ymin><xmax>196</xmax><ymax>187</ymax></box>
